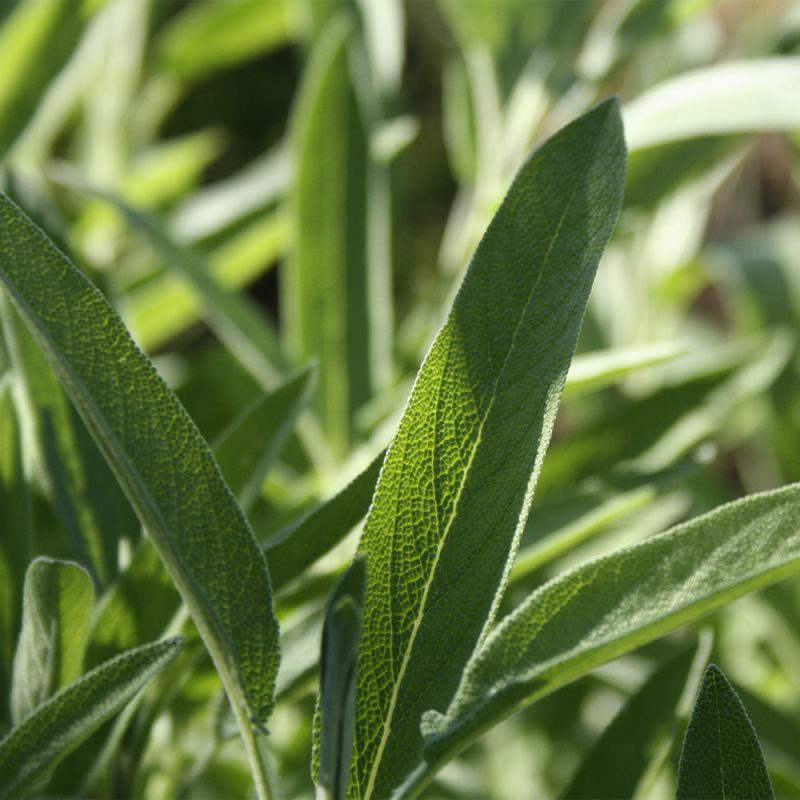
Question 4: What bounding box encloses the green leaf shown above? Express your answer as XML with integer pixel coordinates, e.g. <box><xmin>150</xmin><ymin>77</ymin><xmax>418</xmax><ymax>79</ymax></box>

<box><xmin>1</xmin><ymin>296</ymin><xmax>138</xmax><ymax>585</ymax></box>
<box><xmin>416</xmin><ymin>484</ymin><xmax>800</xmax><ymax>796</ymax></box>
<box><xmin>0</xmin><ymin>194</ymin><xmax>280</xmax><ymax>792</ymax></box>
<box><xmin>88</xmin><ymin>367</ymin><xmax>311</xmax><ymax>668</ymax></box>
<box><xmin>317</xmin><ymin>557</ymin><xmax>367</xmax><ymax>800</ymax></box>
<box><xmin>264</xmin><ymin>449</ymin><xmax>384</xmax><ymax>592</ymax></box>
<box><xmin>0</xmin><ymin>0</ymin><xmax>99</xmax><ymax>157</ymax></box>
<box><xmin>561</xmin><ymin>642</ymin><xmax>701</xmax><ymax>799</ymax></box>
<box><xmin>350</xmin><ymin>98</ymin><xmax>626</xmax><ymax>798</ymax></box>
<box><xmin>155</xmin><ymin>0</ymin><xmax>293</xmax><ymax>83</ymax></box>
<box><xmin>0</xmin><ymin>376</ymin><xmax>30</xmax><ymax>724</ymax></box>
<box><xmin>0</xmin><ymin>637</ymin><xmax>183</xmax><ymax>798</ymax></box>
<box><xmin>11</xmin><ymin>558</ymin><xmax>94</xmax><ymax>725</ymax></box>
<box><xmin>214</xmin><ymin>366</ymin><xmax>315</xmax><ymax>512</ymax></box>
<box><xmin>51</xmin><ymin>171</ymin><xmax>288</xmax><ymax>390</ymax></box>
<box><xmin>563</xmin><ymin>341</ymin><xmax>687</xmax><ymax>399</ymax></box>
<box><xmin>285</xmin><ymin>15</ymin><xmax>390</xmax><ymax>458</ymax></box>
<box><xmin>624</xmin><ymin>58</ymin><xmax>800</xmax><ymax>151</ymax></box>
<box><xmin>677</xmin><ymin>664</ymin><xmax>775</xmax><ymax>800</ymax></box>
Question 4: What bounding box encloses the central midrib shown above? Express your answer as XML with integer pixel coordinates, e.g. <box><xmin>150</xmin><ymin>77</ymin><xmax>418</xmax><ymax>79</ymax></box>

<box><xmin>362</xmin><ymin>188</ymin><xmax>578</xmax><ymax>799</ymax></box>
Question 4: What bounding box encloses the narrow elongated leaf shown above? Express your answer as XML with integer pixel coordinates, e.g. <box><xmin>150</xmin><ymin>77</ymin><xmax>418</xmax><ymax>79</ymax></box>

<box><xmin>0</xmin><ymin>377</ymin><xmax>30</xmax><ymax>724</ymax></box>
<box><xmin>563</xmin><ymin>341</ymin><xmax>686</xmax><ymax>399</ymax></box>
<box><xmin>88</xmin><ymin>367</ymin><xmax>310</xmax><ymax>668</ymax></box>
<box><xmin>285</xmin><ymin>16</ymin><xmax>389</xmax><ymax>458</ymax></box>
<box><xmin>214</xmin><ymin>367</ymin><xmax>315</xmax><ymax>511</ymax></box>
<box><xmin>317</xmin><ymin>557</ymin><xmax>367</xmax><ymax>800</ymax></box>
<box><xmin>264</xmin><ymin>449</ymin><xmax>384</xmax><ymax>591</ymax></box>
<box><xmin>0</xmin><ymin>637</ymin><xmax>183</xmax><ymax>798</ymax></box>
<box><xmin>624</xmin><ymin>58</ymin><xmax>800</xmax><ymax>151</ymax></box>
<box><xmin>11</xmin><ymin>558</ymin><xmax>94</xmax><ymax>725</ymax></box>
<box><xmin>156</xmin><ymin>0</ymin><xmax>293</xmax><ymax>82</ymax></box>
<box><xmin>0</xmin><ymin>0</ymin><xmax>99</xmax><ymax>157</ymax></box>
<box><xmin>677</xmin><ymin>665</ymin><xmax>775</xmax><ymax>800</ymax></box>
<box><xmin>1</xmin><ymin>297</ymin><xmax>138</xmax><ymax>585</ymax></box>
<box><xmin>349</xmin><ymin>99</ymin><xmax>625</xmax><ymax>798</ymax></box>
<box><xmin>0</xmin><ymin>196</ymin><xmax>279</xmax><ymax>765</ymax></box>
<box><xmin>415</xmin><ymin>484</ymin><xmax>800</xmax><ymax>797</ymax></box>
<box><xmin>51</xmin><ymin>172</ymin><xmax>287</xmax><ymax>389</ymax></box>
<box><xmin>561</xmin><ymin>643</ymin><xmax>699</xmax><ymax>799</ymax></box>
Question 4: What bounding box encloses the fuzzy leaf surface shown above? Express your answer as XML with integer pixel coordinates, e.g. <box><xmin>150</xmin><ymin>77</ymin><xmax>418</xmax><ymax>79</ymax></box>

<box><xmin>0</xmin><ymin>637</ymin><xmax>183</xmax><ymax>797</ymax></box>
<box><xmin>0</xmin><ymin>194</ymin><xmax>280</xmax><ymax>734</ymax></box>
<box><xmin>11</xmin><ymin>558</ymin><xmax>94</xmax><ymax>725</ymax></box>
<box><xmin>418</xmin><ymin>484</ymin><xmax>800</xmax><ymax>793</ymax></box>
<box><xmin>677</xmin><ymin>664</ymin><xmax>775</xmax><ymax>800</ymax></box>
<box><xmin>350</xmin><ymin>98</ymin><xmax>626</xmax><ymax>798</ymax></box>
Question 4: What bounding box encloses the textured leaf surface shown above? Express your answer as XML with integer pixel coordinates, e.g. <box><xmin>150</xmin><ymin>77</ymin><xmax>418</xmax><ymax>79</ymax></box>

<box><xmin>624</xmin><ymin>58</ymin><xmax>800</xmax><ymax>151</ymax></box>
<box><xmin>11</xmin><ymin>558</ymin><xmax>94</xmax><ymax>725</ymax></box>
<box><xmin>417</xmin><ymin>484</ymin><xmax>800</xmax><ymax>793</ymax></box>
<box><xmin>351</xmin><ymin>99</ymin><xmax>626</xmax><ymax>798</ymax></box>
<box><xmin>0</xmin><ymin>637</ymin><xmax>183</xmax><ymax>797</ymax></box>
<box><xmin>677</xmin><ymin>664</ymin><xmax>775</xmax><ymax>800</ymax></box>
<box><xmin>285</xmin><ymin>16</ymin><xmax>389</xmax><ymax>457</ymax></box>
<box><xmin>0</xmin><ymin>378</ymin><xmax>30</xmax><ymax>724</ymax></box>
<box><xmin>265</xmin><ymin>449</ymin><xmax>384</xmax><ymax>591</ymax></box>
<box><xmin>0</xmin><ymin>194</ymin><xmax>279</xmax><ymax>737</ymax></box>
<box><xmin>1</xmin><ymin>297</ymin><xmax>138</xmax><ymax>585</ymax></box>
<box><xmin>88</xmin><ymin>369</ymin><xmax>309</xmax><ymax>668</ymax></box>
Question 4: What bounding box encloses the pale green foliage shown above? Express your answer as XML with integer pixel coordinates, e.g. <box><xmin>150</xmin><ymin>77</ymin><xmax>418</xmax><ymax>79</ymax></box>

<box><xmin>11</xmin><ymin>558</ymin><xmax>94</xmax><ymax>725</ymax></box>
<box><xmin>0</xmin><ymin>637</ymin><xmax>183</xmax><ymax>797</ymax></box>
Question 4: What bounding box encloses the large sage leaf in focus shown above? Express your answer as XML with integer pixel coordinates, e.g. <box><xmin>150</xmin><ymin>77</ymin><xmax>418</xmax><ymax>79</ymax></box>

<box><xmin>416</xmin><ymin>484</ymin><xmax>800</xmax><ymax>796</ymax></box>
<box><xmin>0</xmin><ymin>194</ymin><xmax>280</xmax><ymax>792</ymax></box>
<box><xmin>347</xmin><ymin>98</ymin><xmax>626</xmax><ymax>798</ymax></box>
<box><xmin>0</xmin><ymin>637</ymin><xmax>183</xmax><ymax>797</ymax></box>
<box><xmin>677</xmin><ymin>664</ymin><xmax>775</xmax><ymax>800</ymax></box>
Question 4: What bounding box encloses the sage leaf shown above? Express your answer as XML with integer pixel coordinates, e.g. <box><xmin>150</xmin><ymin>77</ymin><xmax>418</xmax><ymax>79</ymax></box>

<box><xmin>417</xmin><ymin>484</ymin><xmax>800</xmax><ymax>796</ymax></box>
<box><xmin>0</xmin><ymin>194</ymin><xmax>280</xmax><ymax>783</ymax></box>
<box><xmin>214</xmin><ymin>366</ymin><xmax>315</xmax><ymax>512</ymax></box>
<box><xmin>285</xmin><ymin>15</ymin><xmax>391</xmax><ymax>458</ymax></box>
<box><xmin>561</xmin><ymin>642</ymin><xmax>701</xmax><ymax>799</ymax></box>
<box><xmin>0</xmin><ymin>637</ymin><xmax>183</xmax><ymax>797</ymax></box>
<box><xmin>624</xmin><ymin>58</ymin><xmax>800</xmax><ymax>151</ymax></box>
<box><xmin>265</xmin><ymin>449</ymin><xmax>384</xmax><ymax>591</ymax></box>
<box><xmin>0</xmin><ymin>377</ymin><xmax>30</xmax><ymax>724</ymax></box>
<box><xmin>11</xmin><ymin>558</ymin><xmax>94</xmax><ymax>725</ymax></box>
<box><xmin>317</xmin><ymin>557</ymin><xmax>366</xmax><ymax>800</ymax></box>
<box><xmin>1</xmin><ymin>296</ymin><xmax>138</xmax><ymax>585</ymax></box>
<box><xmin>677</xmin><ymin>664</ymin><xmax>775</xmax><ymax>800</ymax></box>
<box><xmin>351</xmin><ymin>98</ymin><xmax>626</xmax><ymax>798</ymax></box>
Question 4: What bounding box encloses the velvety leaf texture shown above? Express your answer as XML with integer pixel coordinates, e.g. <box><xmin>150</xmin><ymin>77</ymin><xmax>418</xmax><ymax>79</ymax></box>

<box><xmin>350</xmin><ymin>98</ymin><xmax>626</xmax><ymax>798</ymax></box>
<box><xmin>0</xmin><ymin>637</ymin><xmax>183</xmax><ymax>797</ymax></box>
<box><xmin>0</xmin><ymin>194</ymin><xmax>280</xmax><ymax>734</ymax></box>
<box><xmin>417</xmin><ymin>484</ymin><xmax>800</xmax><ymax>795</ymax></box>
<box><xmin>11</xmin><ymin>558</ymin><xmax>94</xmax><ymax>725</ymax></box>
<box><xmin>677</xmin><ymin>664</ymin><xmax>775</xmax><ymax>800</ymax></box>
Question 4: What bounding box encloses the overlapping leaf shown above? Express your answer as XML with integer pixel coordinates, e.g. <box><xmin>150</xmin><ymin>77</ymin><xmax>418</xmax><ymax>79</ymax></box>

<box><xmin>416</xmin><ymin>484</ymin><xmax>800</xmax><ymax>796</ymax></box>
<box><xmin>0</xmin><ymin>196</ymin><xmax>279</xmax><ymax>770</ymax></box>
<box><xmin>348</xmin><ymin>99</ymin><xmax>626</xmax><ymax>798</ymax></box>
<box><xmin>0</xmin><ymin>637</ymin><xmax>183</xmax><ymax>797</ymax></box>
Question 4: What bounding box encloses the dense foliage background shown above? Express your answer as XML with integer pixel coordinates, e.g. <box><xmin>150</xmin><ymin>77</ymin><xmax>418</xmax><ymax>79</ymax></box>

<box><xmin>3</xmin><ymin>0</ymin><xmax>800</xmax><ymax>797</ymax></box>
